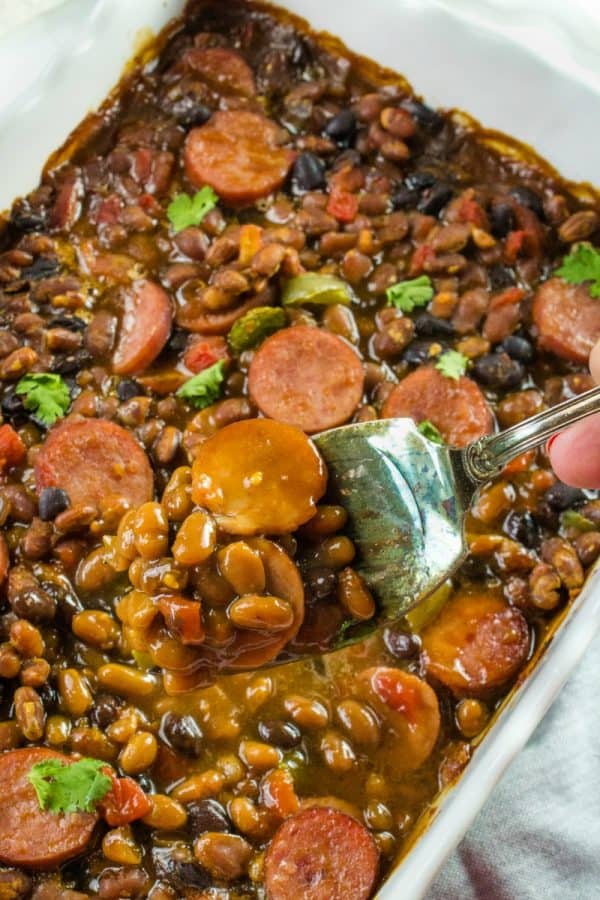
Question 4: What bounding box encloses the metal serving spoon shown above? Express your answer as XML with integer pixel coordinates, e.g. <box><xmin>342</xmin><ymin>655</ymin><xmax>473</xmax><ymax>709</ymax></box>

<box><xmin>313</xmin><ymin>384</ymin><xmax>600</xmax><ymax>626</ymax></box>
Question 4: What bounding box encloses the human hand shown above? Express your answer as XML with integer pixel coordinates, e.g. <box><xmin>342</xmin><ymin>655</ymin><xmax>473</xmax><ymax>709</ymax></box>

<box><xmin>547</xmin><ymin>342</ymin><xmax>600</xmax><ymax>488</ymax></box>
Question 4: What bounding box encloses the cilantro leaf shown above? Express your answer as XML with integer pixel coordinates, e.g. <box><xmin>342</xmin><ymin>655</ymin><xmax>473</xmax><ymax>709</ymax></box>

<box><xmin>435</xmin><ymin>350</ymin><xmax>469</xmax><ymax>381</ymax></box>
<box><xmin>167</xmin><ymin>186</ymin><xmax>218</xmax><ymax>233</ymax></box>
<box><xmin>417</xmin><ymin>420</ymin><xmax>444</xmax><ymax>444</ymax></box>
<box><xmin>385</xmin><ymin>275</ymin><xmax>434</xmax><ymax>312</ymax></box>
<box><xmin>15</xmin><ymin>373</ymin><xmax>70</xmax><ymax>426</ymax></box>
<box><xmin>228</xmin><ymin>306</ymin><xmax>286</xmax><ymax>354</ymax></box>
<box><xmin>176</xmin><ymin>359</ymin><xmax>226</xmax><ymax>409</ymax></box>
<box><xmin>556</xmin><ymin>243</ymin><xmax>600</xmax><ymax>298</ymax></box>
<box><xmin>28</xmin><ymin>757</ymin><xmax>112</xmax><ymax>815</ymax></box>
<box><xmin>333</xmin><ymin>618</ymin><xmax>378</xmax><ymax>650</ymax></box>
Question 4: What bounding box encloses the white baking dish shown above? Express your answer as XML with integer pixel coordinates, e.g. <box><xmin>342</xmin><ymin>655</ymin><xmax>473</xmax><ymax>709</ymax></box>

<box><xmin>1</xmin><ymin>1</ymin><xmax>600</xmax><ymax>897</ymax></box>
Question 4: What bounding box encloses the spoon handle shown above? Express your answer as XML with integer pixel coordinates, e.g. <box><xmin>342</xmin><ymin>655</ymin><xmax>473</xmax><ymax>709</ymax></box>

<box><xmin>461</xmin><ymin>383</ymin><xmax>600</xmax><ymax>482</ymax></box>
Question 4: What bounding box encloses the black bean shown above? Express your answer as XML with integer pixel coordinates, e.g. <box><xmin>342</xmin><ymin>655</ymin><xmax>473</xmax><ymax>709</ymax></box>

<box><xmin>473</xmin><ymin>352</ymin><xmax>524</xmax><ymax>390</ymax></box>
<box><xmin>51</xmin><ymin>349</ymin><xmax>90</xmax><ymax>375</ymax></box>
<box><xmin>510</xmin><ymin>185</ymin><xmax>544</xmax><ymax>220</ymax></box>
<box><xmin>117</xmin><ymin>378</ymin><xmax>144</xmax><ymax>402</ymax></box>
<box><xmin>323</xmin><ymin>109</ymin><xmax>356</xmax><ymax>145</ymax></box>
<box><xmin>404</xmin><ymin>171</ymin><xmax>437</xmax><ymax>192</ymax></box>
<box><xmin>414</xmin><ymin>313</ymin><xmax>455</xmax><ymax>338</ymax></box>
<box><xmin>152</xmin><ymin>846</ymin><xmax>210</xmax><ymax>890</ymax></box>
<box><xmin>292</xmin><ymin>152</ymin><xmax>326</xmax><ymax>192</ymax></box>
<box><xmin>489</xmin><ymin>201</ymin><xmax>515</xmax><ymax>238</ymax></box>
<box><xmin>391</xmin><ymin>187</ymin><xmax>420</xmax><ymax>210</ymax></box>
<box><xmin>186</xmin><ymin>799</ymin><xmax>232</xmax><ymax>838</ymax></box>
<box><xmin>503</xmin><ymin>510</ymin><xmax>540</xmax><ymax>549</ymax></box>
<box><xmin>37</xmin><ymin>680</ymin><xmax>59</xmax><ymax>711</ymax></box>
<box><xmin>160</xmin><ymin>711</ymin><xmax>203</xmax><ymax>756</ymax></box>
<box><xmin>501</xmin><ymin>334</ymin><xmax>535</xmax><ymax>363</ymax></box>
<box><xmin>48</xmin><ymin>315</ymin><xmax>87</xmax><ymax>332</ymax></box>
<box><xmin>165</xmin><ymin>328</ymin><xmax>188</xmax><ymax>354</ymax></box>
<box><xmin>401</xmin><ymin>99</ymin><xmax>443</xmax><ymax>132</ymax></box>
<box><xmin>402</xmin><ymin>340</ymin><xmax>443</xmax><ymax>365</ymax></box>
<box><xmin>172</xmin><ymin>99</ymin><xmax>213</xmax><ymax>127</ymax></box>
<box><xmin>89</xmin><ymin>693</ymin><xmax>124</xmax><ymax>730</ymax></box>
<box><xmin>488</xmin><ymin>263</ymin><xmax>515</xmax><ymax>290</ymax></box>
<box><xmin>21</xmin><ymin>257</ymin><xmax>60</xmax><ymax>281</ymax></box>
<box><xmin>9</xmin><ymin>207</ymin><xmax>46</xmax><ymax>233</ymax></box>
<box><xmin>305</xmin><ymin>566</ymin><xmax>337</xmax><ymax>600</ymax></box>
<box><xmin>418</xmin><ymin>184</ymin><xmax>453</xmax><ymax>217</ymax></box>
<box><xmin>1</xmin><ymin>387</ymin><xmax>27</xmax><ymax>426</ymax></box>
<box><xmin>38</xmin><ymin>487</ymin><xmax>70</xmax><ymax>521</ymax></box>
<box><xmin>258</xmin><ymin>719</ymin><xmax>301</xmax><ymax>749</ymax></box>
<box><xmin>383</xmin><ymin>627</ymin><xmax>421</xmax><ymax>659</ymax></box>
<box><xmin>543</xmin><ymin>481</ymin><xmax>586</xmax><ymax>511</ymax></box>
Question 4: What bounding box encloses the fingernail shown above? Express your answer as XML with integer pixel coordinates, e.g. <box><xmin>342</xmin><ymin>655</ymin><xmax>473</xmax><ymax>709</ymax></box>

<box><xmin>547</xmin><ymin>434</ymin><xmax>559</xmax><ymax>452</ymax></box>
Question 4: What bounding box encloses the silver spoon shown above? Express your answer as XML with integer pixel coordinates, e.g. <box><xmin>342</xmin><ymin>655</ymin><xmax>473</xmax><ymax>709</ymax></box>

<box><xmin>313</xmin><ymin>383</ymin><xmax>600</xmax><ymax>632</ymax></box>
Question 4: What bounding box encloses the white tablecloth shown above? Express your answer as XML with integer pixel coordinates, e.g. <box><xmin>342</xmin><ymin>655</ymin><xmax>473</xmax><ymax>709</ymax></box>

<box><xmin>427</xmin><ymin>630</ymin><xmax>600</xmax><ymax>899</ymax></box>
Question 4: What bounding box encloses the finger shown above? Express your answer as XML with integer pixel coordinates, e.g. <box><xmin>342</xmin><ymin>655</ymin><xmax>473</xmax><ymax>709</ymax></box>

<box><xmin>547</xmin><ymin>414</ymin><xmax>600</xmax><ymax>488</ymax></box>
<box><xmin>590</xmin><ymin>341</ymin><xmax>600</xmax><ymax>384</ymax></box>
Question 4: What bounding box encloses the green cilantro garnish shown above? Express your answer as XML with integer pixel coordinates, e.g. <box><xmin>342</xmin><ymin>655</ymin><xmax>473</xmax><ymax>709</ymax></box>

<box><xmin>333</xmin><ymin>618</ymin><xmax>378</xmax><ymax>650</ymax></box>
<box><xmin>228</xmin><ymin>306</ymin><xmax>286</xmax><ymax>354</ymax></box>
<box><xmin>28</xmin><ymin>757</ymin><xmax>112</xmax><ymax>815</ymax></box>
<box><xmin>167</xmin><ymin>186</ymin><xmax>218</xmax><ymax>233</ymax></box>
<box><xmin>556</xmin><ymin>243</ymin><xmax>600</xmax><ymax>298</ymax></box>
<box><xmin>15</xmin><ymin>373</ymin><xmax>70</xmax><ymax>426</ymax></box>
<box><xmin>417</xmin><ymin>420</ymin><xmax>444</xmax><ymax>444</ymax></box>
<box><xmin>435</xmin><ymin>350</ymin><xmax>469</xmax><ymax>381</ymax></box>
<box><xmin>385</xmin><ymin>275</ymin><xmax>434</xmax><ymax>313</ymax></box>
<box><xmin>176</xmin><ymin>360</ymin><xmax>226</xmax><ymax>409</ymax></box>
<box><xmin>560</xmin><ymin>509</ymin><xmax>596</xmax><ymax>533</ymax></box>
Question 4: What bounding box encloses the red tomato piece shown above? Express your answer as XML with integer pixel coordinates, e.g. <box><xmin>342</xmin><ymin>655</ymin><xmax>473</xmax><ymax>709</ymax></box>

<box><xmin>326</xmin><ymin>189</ymin><xmax>359</xmax><ymax>223</ymax></box>
<box><xmin>183</xmin><ymin>336</ymin><xmax>229</xmax><ymax>373</ymax></box>
<box><xmin>0</xmin><ymin>424</ymin><xmax>26</xmax><ymax>473</ymax></box>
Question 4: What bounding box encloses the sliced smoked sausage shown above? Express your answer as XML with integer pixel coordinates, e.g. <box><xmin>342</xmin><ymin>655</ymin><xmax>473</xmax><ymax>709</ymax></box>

<box><xmin>191</xmin><ymin>418</ymin><xmax>326</xmax><ymax>534</ymax></box>
<box><xmin>0</xmin><ymin>748</ymin><xmax>98</xmax><ymax>869</ymax></box>
<box><xmin>532</xmin><ymin>277</ymin><xmax>600</xmax><ymax>364</ymax></box>
<box><xmin>35</xmin><ymin>418</ymin><xmax>154</xmax><ymax>509</ymax></box>
<box><xmin>112</xmin><ymin>280</ymin><xmax>172</xmax><ymax>375</ymax></box>
<box><xmin>382</xmin><ymin>365</ymin><xmax>493</xmax><ymax>447</ymax></box>
<box><xmin>248</xmin><ymin>326</ymin><xmax>364</xmax><ymax>434</ymax></box>
<box><xmin>264</xmin><ymin>807</ymin><xmax>379</xmax><ymax>900</ymax></box>
<box><xmin>182</xmin><ymin>47</ymin><xmax>256</xmax><ymax>97</ymax></box>
<box><xmin>184</xmin><ymin>110</ymin><xmax>296</xmax><ymax>205</ymax></box>
<box><xmin>422</xmin><ymin>589</ymin><xmax>530</xmax><ymax>696</ymax></box>
<box><xmin>357</xmin><ymin>667</ymin><xmax>440</xmax><ymax>773</ymax></box>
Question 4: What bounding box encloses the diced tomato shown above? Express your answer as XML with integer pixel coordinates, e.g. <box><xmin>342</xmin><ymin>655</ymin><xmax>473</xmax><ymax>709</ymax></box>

<box><xmin>183</xmin><ymin>336</ymin><xmax>229</xmax><ymax>374</ymax></box>
<box><xmin>261</xmin><ymin>768</ymin><xmax>300</xmax><ymax>819</ymax></box>
<box><xmin>504</xmin><ymin>229</ymin><xmax>527</xmax><ymax>264</ymax></box>
<box><xmin>131</xmin><ymin>147</ymin><xmax>153</xmax><ymax>184</ymax></box>
<box><xmin>369</xmin><ymin>667</ymin><xmax>422</xmax><ymax>721</ymax></box>
<box><xmin>326</xmin><ymin>189</ymin><xmax>359</xmax><ymax>224</ymax></box>
<box><xmin>159</xmin><ymin>595</ymin><xmax>205</xmax><ymax>646</ymax></box>
<box><xmin>94</xmin><ymin>194</ymin><xmax>123</xmax><ymax>225</ymax></box>
<box><xmin>101</xmin><ymin>770</ymin><xmax>152</xmax><ymax>826</ymax></box>
<box><xmin>0</xmin><ymin>424</ymin><xmax>26</xmax><ymax>473</ymax></box>
<box><xmin>458</xmin><ymin>195</ymin><xmax>489</xmax><ymax>229</ymax></box>
<box><xmin>238</xmin><ymin>224</ymin><xmax>263</xmax><ymax>267</ymax></box>
<box><xmin>138</xmin><ymin>192</ymin><xmax>162</xmax><ymax>216</ymax></box>
<box><xmin>409</xmin><ymin>243</ymin><xmax>436</xmax><ymax>276</ymax></box>
<box><xmin>502</xmin><ymin>449</ymin><xmax>536</xmax><ymax>476</ymax></box>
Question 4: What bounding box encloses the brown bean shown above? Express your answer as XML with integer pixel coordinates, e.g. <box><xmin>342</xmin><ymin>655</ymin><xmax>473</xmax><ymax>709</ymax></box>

<box><xmin>228</xmin><ymin>594</ymin><xmax>294</xmax><ymax>632</ymax></box>
<box><xmin>172</xmin><ymin>510</ymin><xmax>216</xmax><ymax>565</ymax></box>
<box><xmin>193</xmin><ymin>833</ymin><xmax>252</xmax><ymax>881</ymax></box>
<box><xmin>528</xmin><ymin>562</ymin><xmax>561</xmax><ymax>611</ymax></box>
<box><xmin>217</xmin><ymin>541</ymin><xmax>265</xmax><ymax>595</ymax></box>
<box><xmin>58</xmin><ymin>668</ymin><xmax>93</xmax><ymax>717</ymax></box>
<box><xmin>337</xmin><ymin>567</ymin><xmax>376</xmax><ymax>620</ymax></box>
<box><xmin>10</xmin><ymin>619</ymin><xmax>44</xmax><ymax>658</ymax></box>
<box><xmin>574</xmin><ymin>531</ymin><xmax>600</xmax><ymax>568</ymax></box>
<box><xmin>72</xmin><ymin>609</ymin><xmax>120</xmax><ymax>649</ymax></box>
<box><xmin>557</xmin><ymin>210</ymin><xmax>599</xmax><ymax>242</ymax></box>
<box><xmin>14</xmin><ymin>686</ymin><xmax>45</xmax><ymax>741</ymax></box>
<box><xmin>541</xmin><ymin>538</ymin><xmax>584</xmax><ymax>591</ymax></box>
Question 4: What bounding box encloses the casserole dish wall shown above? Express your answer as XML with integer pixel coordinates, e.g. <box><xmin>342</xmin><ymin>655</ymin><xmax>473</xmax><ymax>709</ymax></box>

<box><xmin>0</xmin><ymin>1</ymin><xmax>599</xmax><ymax>897</ymax></box>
